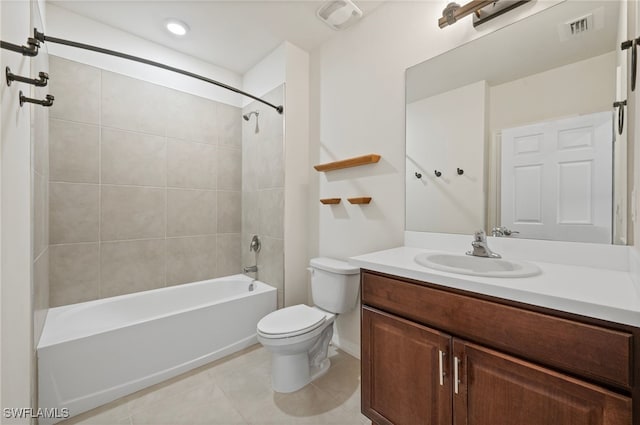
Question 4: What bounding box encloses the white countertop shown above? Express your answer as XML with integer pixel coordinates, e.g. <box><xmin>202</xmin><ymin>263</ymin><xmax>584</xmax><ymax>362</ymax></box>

<box><xmin>350</xmin><ymin>246</ymin><xmax>640</xmax><ymax>327</ymax></box>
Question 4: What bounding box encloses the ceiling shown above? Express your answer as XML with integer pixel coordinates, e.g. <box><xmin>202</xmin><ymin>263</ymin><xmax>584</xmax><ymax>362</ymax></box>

<box><xmin>50</xmin><ymin>0</ymin><xmax>384</xmax><ymax>74</ymax></box>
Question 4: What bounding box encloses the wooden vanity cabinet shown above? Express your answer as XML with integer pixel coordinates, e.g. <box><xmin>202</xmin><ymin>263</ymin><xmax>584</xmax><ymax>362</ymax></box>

<box><xmin>361</xmin><ymin>270</ymin><xmax>635</xmax><ymax>425</ymax></box>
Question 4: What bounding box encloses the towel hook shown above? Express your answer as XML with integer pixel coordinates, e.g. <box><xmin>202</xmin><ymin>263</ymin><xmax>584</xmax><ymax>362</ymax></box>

<box><xmin>6</xmin><ymin>67</ymin><xmax>48</xmax><ymax>87</ymax></box>
<box><xmin>19</xmin><ymin>91</ymin><xmax>54</xmax><ymax>108</ymax></box>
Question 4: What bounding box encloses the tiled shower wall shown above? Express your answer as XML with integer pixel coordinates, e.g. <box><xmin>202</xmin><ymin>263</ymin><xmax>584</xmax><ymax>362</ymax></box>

<box><xmin>242</xmin><ymin>85</ymin><xmax>285</xmax><ymax>307</ymax></box>
<box><xmin>48</xmin><ymin>56</ymin><xmax>243</xmax><ymax>307</ymax></box>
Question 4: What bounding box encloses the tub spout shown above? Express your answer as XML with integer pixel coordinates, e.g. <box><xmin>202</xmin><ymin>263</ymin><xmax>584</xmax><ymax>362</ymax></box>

<box><xmin>243</xmin><ymin>265</ymin><xmax>258</xmax><ymax>273</ymax></box>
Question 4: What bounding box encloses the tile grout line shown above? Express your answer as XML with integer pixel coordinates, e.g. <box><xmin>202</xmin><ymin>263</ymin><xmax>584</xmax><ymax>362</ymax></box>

<box><xmin>98</xmin><ymin>68</ymin><xmax>103</xmax><ymax>300</ymax></box>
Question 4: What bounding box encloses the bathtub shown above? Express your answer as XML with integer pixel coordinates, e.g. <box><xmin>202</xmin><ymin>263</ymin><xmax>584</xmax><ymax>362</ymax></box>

<box><xmin>37</xmin><ymin>274</ymin><xmax>276</xmax><ymax>424</ymax></box>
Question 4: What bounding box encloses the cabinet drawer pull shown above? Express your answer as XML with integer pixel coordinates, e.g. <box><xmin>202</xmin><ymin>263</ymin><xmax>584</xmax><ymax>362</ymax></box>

<box><xmin>454</xmin><ymin>356</ymin><xmax>461</xmax><ymax>394</ymax></box>
<box><xmin>438</xmin><ymin>350</ymin><xmax>446</xmax><ymax>386</ymax></box>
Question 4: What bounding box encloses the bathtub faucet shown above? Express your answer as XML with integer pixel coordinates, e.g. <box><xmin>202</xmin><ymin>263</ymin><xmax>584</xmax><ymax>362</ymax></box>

<box><xmin>243</xmin><ymin>265</ymin><xmax>258</xmax><ymax>273</ymax></box>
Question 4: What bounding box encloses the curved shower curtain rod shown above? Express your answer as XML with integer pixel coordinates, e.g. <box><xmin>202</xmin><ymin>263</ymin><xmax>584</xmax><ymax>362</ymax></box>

<box><xmin>2</xmin><ymin>29</ymin><xmax>284</xmax><ymax>114</ymax></box>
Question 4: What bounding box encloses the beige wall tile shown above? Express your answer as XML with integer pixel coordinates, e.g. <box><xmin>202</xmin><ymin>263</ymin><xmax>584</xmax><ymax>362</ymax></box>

<box><xmin>165</xmin><ymin>90</ymin><xmax>218</xmax><ymax>144</ymax></box>
<box><xmin>167</xmin><ymin>189</ymin><xmax>217</xmax><ymax>237</ymax></box>
<box><xmin>167</xmin><ymin>139</ymin><xmax>217</xmax><ymax>190</ymax></box>
<box><xmin>218</xmin><ymin>103</ymin><xmax>242</xmax><ymax>148</ymax></box>
<box><xmin>258</xmin><ymin>188</ymin><xmax>284</xmax><ymax>239</ymax></box>
<box><xmin>217</xmin><ymin>191</ymin><xmax>241</xmax><ymax>233</ymax></box>
<box><xmin>241</xmin><ymin>192</ymin><xmax>258</xmax><ymax>236</ymax></box>
<box><xmin>258</xmin><ymin>237</ymin><xmax>283</xmax><ymax>293</ymax></box>
<box><xmin>166</xmin><ymin>236</ymin><xmax>217</xmax><ymax>286</ymax></box>
<box><xmin>256</xmin><ymin>132</ymin><xmax>284</xmax><ymax>190</ymax></box>
<box><xmin>101</xmin><ymin>185</ymin><xmax>165</xmax><ymax>241</ymax></box>
<box><xmin>241</xmin><ymin>233</ymin><xmax>254</xmax><ymax>274</ymax></box>
<box><xmin>217</xmin><ymin>147</ymin><xmax>241</xmax><ymax>191</ymax></box>
<box><xmin>50</xmin><ymin>243</ymin><xmax>99</xmax><ymax>307</ymax></box>
<box><xmin>49</xmin><ymin>119</ymin><xmax>99</xmax><ymax>183</ymax></box>
<box><xmin>102</xmin><ymin>71</ymin><xmax>167</xmax><ymax>135</ymax></box>
<box><xmin>241</xmin><ymin>114</ymin><xmax>259</xmax><ymax>193</ymax></box>
<box><xmin>216</xmin><ymin>234</ymin><xmax>241</xmax><ymax>278</ymax></box>
<box><xmin>100</xmin><ymin>239</ymin><xmax>166</xmax><ymax>298</ymax></box>
<box><xmin>49</xmin><ymin>56</ymin><xmax>100</xmax><ymax>125</ymax></box>
<box><xmin>101</xmin><ymin>128</ymin><xmax>166</xmax><ymax>187</ymax></box>
<box><xmin>50</xmin><ymin>183</ymin><xmax>99</xmax><ymax>244</ymax></box>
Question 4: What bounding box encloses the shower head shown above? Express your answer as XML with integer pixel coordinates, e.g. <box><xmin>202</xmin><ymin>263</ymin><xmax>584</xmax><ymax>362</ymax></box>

<box><xmin>243</xmin><ymin>111</ymin><xmax>260</xmax><ymax>133</ymax></box>
<box><xmin>243</xmin><ymin>111</ymin><xmax>259</xmax><ymax>121</ymax></box>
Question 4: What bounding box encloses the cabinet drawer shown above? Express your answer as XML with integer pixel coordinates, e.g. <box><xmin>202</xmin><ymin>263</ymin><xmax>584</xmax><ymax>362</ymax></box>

<box><xmin>362</xmin><ymin>271</ymin><xmax>633</xmax><ymax>389</ymax></box>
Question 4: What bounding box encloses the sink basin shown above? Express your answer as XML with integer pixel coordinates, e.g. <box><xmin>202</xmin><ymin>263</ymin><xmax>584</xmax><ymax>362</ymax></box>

<box><xmin>414</xmin><ymin>253</ymin><xmax>541</xmax><ymax>278</ymax></box>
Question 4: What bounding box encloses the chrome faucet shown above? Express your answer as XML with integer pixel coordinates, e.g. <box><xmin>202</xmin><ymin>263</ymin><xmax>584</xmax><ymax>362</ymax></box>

<box><xmin>491</xmin><ymin>226</ymin><xmax>520</xmax><ymax>237</ymax></box>
<box><xmin>243</xmin><ymin>265</ymin><xmax>258</xmax><ymax>273</ymax></box>
<box><xmin>466</xmin><ymin>230</ymin><xmax>501</xmax><ymax>258</ymax></box>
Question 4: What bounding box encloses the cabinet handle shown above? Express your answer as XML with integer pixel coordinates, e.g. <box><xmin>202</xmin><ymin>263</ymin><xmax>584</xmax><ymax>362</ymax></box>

<box><xmin>454</xmin><ymin>356</ymin><xmax>461</xmax><ymax>394</ymax></box>
<box><xmin>438</xmin><ymin>350</ymin><xmax>446</xmax><ymax>386</ymax></box>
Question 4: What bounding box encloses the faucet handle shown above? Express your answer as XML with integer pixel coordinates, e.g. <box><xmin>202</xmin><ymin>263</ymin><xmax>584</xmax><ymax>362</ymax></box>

<box><xmin>473</xmin><ymin>230</ymin><xmax>487</xmax><ymax>242</ymax></box>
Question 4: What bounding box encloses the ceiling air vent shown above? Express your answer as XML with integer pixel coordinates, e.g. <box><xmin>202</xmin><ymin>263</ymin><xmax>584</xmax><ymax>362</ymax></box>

<box><xmin>567</xmin><ymin>14</ymin><xmax>593</xmax><ymax>36</ymax></box>
<box><xmin>558</xmin><ymin>8</ymin><xmax>604</xmax><ymax>41</ymax></box>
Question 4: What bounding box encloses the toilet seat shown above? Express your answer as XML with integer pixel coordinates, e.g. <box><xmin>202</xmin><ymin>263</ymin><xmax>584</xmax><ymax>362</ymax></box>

<box><xmin>257</xmin><ymin>305</ymin><xmax>328</xmax><ymax>339</ymax></box>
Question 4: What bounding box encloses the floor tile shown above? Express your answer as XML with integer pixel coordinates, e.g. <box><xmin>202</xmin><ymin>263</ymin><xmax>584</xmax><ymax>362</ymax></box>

<box><xmin>56</xmin><ymin>344</ymin><xmax>365</xmax><ymax>425</ymax></box>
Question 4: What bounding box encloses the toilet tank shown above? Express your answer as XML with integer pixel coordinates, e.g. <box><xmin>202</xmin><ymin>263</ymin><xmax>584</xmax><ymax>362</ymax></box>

<box><xmin>309</xmin><ymin>257</ymin><xmax>360</xmax><ymax>314</ymax></box>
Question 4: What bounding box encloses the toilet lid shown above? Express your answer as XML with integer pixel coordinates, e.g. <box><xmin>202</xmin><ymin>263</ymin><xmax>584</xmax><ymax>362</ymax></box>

<box><xmin>257</xmin><ymin>305</ymin><xmax>327</xmax><ymax>337</ymax></box>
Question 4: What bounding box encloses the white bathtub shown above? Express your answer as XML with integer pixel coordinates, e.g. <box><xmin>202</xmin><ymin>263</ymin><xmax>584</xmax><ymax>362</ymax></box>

<box><xmin>37</xmin><ymin>274</ymin><xmax>276</xmax><ymax>424</ymax></box>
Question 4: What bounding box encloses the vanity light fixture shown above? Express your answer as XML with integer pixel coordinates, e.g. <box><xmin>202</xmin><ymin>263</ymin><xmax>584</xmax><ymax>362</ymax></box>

<box><xmin>165</xmin><ymin>19</ymin><xmax>190</xmax><ymax>36</ymax></box>
<box><xmin>439</xmin><ymin>0</ymin><xmax>529</xmax><ymax>29</ymax></box>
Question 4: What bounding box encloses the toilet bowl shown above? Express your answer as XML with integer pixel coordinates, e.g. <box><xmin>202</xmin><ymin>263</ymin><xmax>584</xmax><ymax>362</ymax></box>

<box><xmin>257</xmin><ymin>258</ymin><xmax>360</xmax><ymax>393</ymax></box>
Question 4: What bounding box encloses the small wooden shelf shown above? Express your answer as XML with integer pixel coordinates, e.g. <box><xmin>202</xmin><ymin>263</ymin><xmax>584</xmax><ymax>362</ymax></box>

<box><xmin>347</xmin><ymin>197</ymin><xmax>372</xmax><ymax>205</ymax></box>
<box><xmin>320</xmin><ymin>198</ymin><xmax>342</xmax><ymax>205</ymax></box>
<box><xmin>314</xmin><ymin>154</ymin><xmax>381</xmax><ymax>172</ymax></box>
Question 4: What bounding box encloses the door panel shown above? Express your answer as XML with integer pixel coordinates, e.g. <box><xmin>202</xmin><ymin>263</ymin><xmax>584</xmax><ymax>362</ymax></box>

<box><xmin>362</xmin><ymin>307</ymin><xmax>452</xmax><ymax>425</ymax></box>
<box><xmin>453</xmin><ymin>340</ymin><xmax>631</xmax><ymax>425</ymax></box>
<box><xmin>501</xmin><ymin>112</ymin><xmax>613</xmax><ymax>243</ymax></box>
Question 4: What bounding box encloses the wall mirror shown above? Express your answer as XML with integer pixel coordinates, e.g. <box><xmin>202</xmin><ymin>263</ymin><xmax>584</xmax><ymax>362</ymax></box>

<box><xmin>405</xmin><ymin>0</ymin><xmax>631</xmax><ymax>245</ymax></box>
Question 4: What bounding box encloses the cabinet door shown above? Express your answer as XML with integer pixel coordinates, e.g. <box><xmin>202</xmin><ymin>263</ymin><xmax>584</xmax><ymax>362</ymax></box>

<box><xmin>362</xmin><ymin>307</ymin><xmax>452</xmax><ymax>425</ymax></box>
<box><xmin>453</xmin><ymin>340</ymin><xmax>632</xmax><ymax>425</ymax></box>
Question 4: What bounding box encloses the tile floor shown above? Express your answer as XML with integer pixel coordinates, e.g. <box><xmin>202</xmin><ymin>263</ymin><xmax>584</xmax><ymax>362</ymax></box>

<box><xmin>60</xmin><ymin>344</ymin><xmax>371</xmax><ymax>425</ymax></box>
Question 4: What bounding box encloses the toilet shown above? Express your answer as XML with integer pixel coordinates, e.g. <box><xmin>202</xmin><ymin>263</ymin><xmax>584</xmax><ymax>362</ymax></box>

<box><xmin>256</xmin><ymin>257</ymin><xmax>360</xmax><ymax>393</ymax></box>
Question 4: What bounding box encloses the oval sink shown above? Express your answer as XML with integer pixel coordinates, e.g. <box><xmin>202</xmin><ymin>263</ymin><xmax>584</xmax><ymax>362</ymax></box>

<box><xmin>414</xmin><ymin>253</ymin><xmax>541</xmax><ymax>278</ymax></box>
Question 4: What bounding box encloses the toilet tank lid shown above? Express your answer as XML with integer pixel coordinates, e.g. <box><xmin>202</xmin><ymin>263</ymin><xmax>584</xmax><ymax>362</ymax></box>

<box><xmin>309</xmin><ymin>257</ymin><xmax>360</xmax><ymax>275</ymax></box>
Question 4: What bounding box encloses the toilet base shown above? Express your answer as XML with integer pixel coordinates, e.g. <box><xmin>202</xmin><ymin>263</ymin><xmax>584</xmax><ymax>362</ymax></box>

<box><xmin>268</xmin><ymin>325</ymin><xmax>334</xmax><ymax>393</ymax></box>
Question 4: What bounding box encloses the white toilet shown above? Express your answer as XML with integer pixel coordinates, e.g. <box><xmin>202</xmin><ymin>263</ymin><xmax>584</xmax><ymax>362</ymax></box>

<box><xmin>256</xmin><ymin>257</ymin><xmax>360</xmax><ymax>393</ymax></box>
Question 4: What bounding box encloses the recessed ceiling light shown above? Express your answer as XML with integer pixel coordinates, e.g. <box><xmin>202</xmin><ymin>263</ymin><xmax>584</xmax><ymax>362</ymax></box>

<box><xmin>165</xmin><ymin>19</ymin><xmax>189</xmax><ymax>36</ymax></box>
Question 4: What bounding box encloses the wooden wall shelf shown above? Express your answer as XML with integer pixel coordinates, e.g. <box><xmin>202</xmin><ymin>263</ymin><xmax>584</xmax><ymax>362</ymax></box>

<box><xmin>314</xmin><ymin>154</ymin><xmax>381</xmax><ymax>172</ymax></box>
<box><xmin>348</xmin><ymin>197</ymin><xmax>372</xmax><ymax>205</ymax></box>
<box><xmin>320</xmin><ymin>198</ymin><xmax>342</xmax><ymax>205</ymax></box>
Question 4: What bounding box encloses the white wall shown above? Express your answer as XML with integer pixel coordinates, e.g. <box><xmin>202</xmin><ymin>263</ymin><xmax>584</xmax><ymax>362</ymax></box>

<box><xmin>310</xmin><ymin>0</ymin><xmax>562</xmax><ymax>358</ymax></box>
<box><xmin>406</xmin><ymin>81</ymin><xmax>487</xmax><ymax>234</ymax></box>
<box><xmin>242</xmin><ymin>44</ymin><xmax>286</xmax><ymax>107</ymax></box>
<box><xmin>489</xmin><ymin>51</ymin><xmax>616</xmax><ymax>133</ymax></box>
<box><xmin>1</xmin><ymin>0</ymin><xmax>35</xmax><ymax>420</ymax></box>
<box><xmin>45</xmin><ymin>4</ymin><xmax>243</xmax><ymax>106</ymax></box>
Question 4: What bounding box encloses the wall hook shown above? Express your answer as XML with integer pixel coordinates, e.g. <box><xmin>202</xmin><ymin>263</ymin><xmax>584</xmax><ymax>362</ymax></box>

<box><xmin>6</xmin><ymin>67</ymin><xmax>49</xmax><ymax>87</ymax></box>
<box><xmin>434</xmin><ymin>170</ymin><xmax>442</xmax><ymax>177</ymax></box>
<box><xmin>613</xmin><ymin>100</ymin><xmax>627</xmax><ymax>135</ymax></box>
<box><xmin>19</xmin><ymin>91</ymin><xmax>54</xmax><ymax>107</ymax></box>
<box><xmin>415</xmin><ymin>172</ymin><xmax>422</xmax><ymax>179</ymax></box>
<box><xmin>621</xmin><ymin>37</ymin><xmax>640</xmax><ymax>92</ymax></box>
<box><xmin>457</xmin><ymin>168</ymin><xmax>464</xmax><ymax>175</ymax></box>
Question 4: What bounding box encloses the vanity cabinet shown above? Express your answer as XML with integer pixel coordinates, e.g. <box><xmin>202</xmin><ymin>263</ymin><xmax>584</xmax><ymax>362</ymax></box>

<box><xmin>361</xmin><ymin>270</ymin><xmax>635</xmax><ymax>425</ymax></box>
